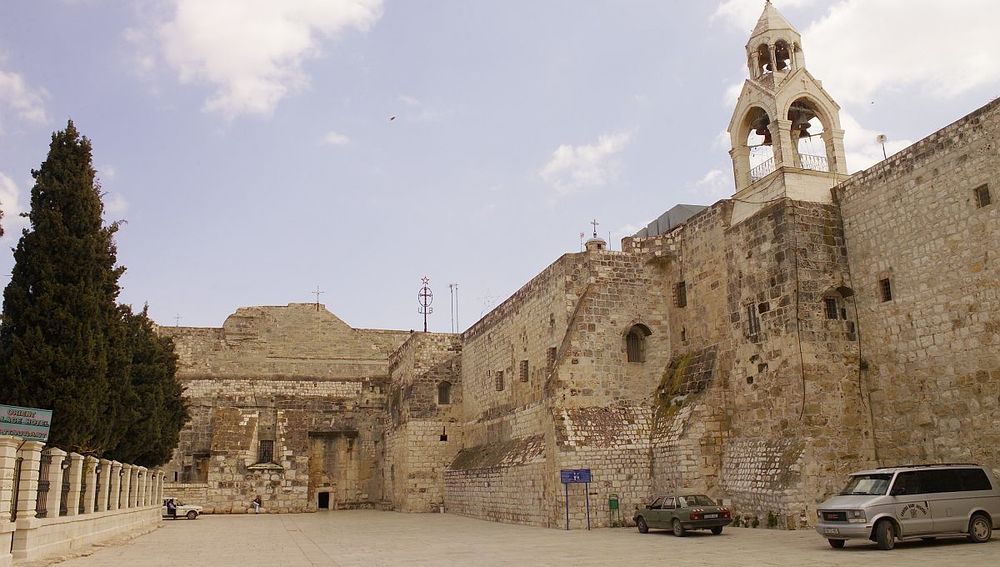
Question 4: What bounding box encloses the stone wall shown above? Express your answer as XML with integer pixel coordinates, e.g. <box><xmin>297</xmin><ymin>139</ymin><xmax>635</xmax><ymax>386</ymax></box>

<box><xmin>160</xmin><ymin>304</ymin><xmax>409</xmax><ymax>513</ymax></box>
<box><xmin>836</xmin><ymin>98</ymin><xmax>1000</xmax><ymax>470</ymax></box>
<box><xmin>384</xmin><ymin>332</ymin><xmax>463</xmax><ymax>512</ymax></box>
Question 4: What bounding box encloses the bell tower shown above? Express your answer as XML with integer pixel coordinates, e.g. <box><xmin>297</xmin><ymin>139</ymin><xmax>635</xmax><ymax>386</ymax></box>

<box><xmin>727</xmin><ymin>1</ymin><xmax>848</xmax><ymax>223</ymax></box>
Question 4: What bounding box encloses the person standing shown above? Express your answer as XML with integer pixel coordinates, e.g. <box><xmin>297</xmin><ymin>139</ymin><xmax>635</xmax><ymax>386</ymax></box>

<box><xmin>252</xmin><ymin>495</ymin><xmax>262</xmax><ymax>514</ymax></box>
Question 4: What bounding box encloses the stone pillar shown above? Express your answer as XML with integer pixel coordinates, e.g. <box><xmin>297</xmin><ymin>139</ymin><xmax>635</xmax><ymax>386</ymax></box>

<box><xmin>83</xmin><ymin>456</ymin><xmax>98</xmax><ymax>514</ymax></box>
<box><xmin>730</xmin><ymin>145</ymin><xmax>752</xmax><ymax>192</ymax></box>
<box><xmin>43</xmin><ymin>448</ymin><xmax>67</xmax><ymax>518</ymax></box>
<box><xmin>96</xmin><ymin>459</ymin><xmax>111</xmax><ymax>512</ymax></box>
<box><xmin>0</xmin><ymin>436</ymin><xmax>22</xmax><ymax>567</ymax></box>
<box><xmin>156</xmin><ymin>472</ymin><xmax>164</xmax><ymax>503</ymax></box>
<box><xmin>137</xmin><ymin>467</ymin><xmax>147</xmax><ymax>507</ymax></box>
<box><xmin>129</xmin><ymin>465</ymin><xmax>139</xmax><ymax>508</ymax></box>
<box><xmin>64</xmin><ymin>453</ymin><xmax>84</xmax><ymax>517</ymax></box>
<box><xmin>121</xmin><ymin>465</ymin><xmax>133</xmax><ymax>509</ymax></box>
<box><xmin>771</xmin><ymin>118</ymin><xmax>795</xmax><ymax>169</ymax></box>
<box><xmin>109</xmin><ymin>462</ymin><xmax>122</xmax><ymax>510</ymax></box>
<box><xmin>825</xmin><ymin>128</ymin><xmax>848</xmax><ymax>174</ymax></box>
<box><xmin>14</xmin><ymin>441</ymin><xmax>45</xmax><ymax>524</ymax></box>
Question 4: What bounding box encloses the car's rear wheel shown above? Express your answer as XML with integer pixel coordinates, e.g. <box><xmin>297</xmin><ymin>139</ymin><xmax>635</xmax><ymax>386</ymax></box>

<box><xmin>828</xmin><ymin>539</ymin><xmax>846</xmax><ymax>549</ymax></box>
<box><xmin>636</xmin><ymin>517</ymin><xmax>649</xmax><ymax>534</ymax></box>
<box><xmin>875</xmin><ymin>519</ymin><xmax>895</xmax><ymax>550</ymax></box>
<box><xmin>711</xmin><ymin>526</ymin><xmax>724</xmax><ymax>535</ymax></box>
<box><xmin>672</xmin><ymin>519</ymin><xmax>686</xmax><ymax>537</ymax></box>
<box><xmin>186</xmin><ymin>510</ymin><xmax>198</xmax><ymax>520</ymax></box>
<box><xmin>968</xmin><ymin>514</ymin><xmax>992</xmax><ymax>543</ymax></box>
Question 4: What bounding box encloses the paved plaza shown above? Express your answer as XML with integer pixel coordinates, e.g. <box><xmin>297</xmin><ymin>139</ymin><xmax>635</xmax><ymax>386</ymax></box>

<box><xmin>37</xmin><ymin>511</ymin><xmax>998</xmax><ymax>567</ymax></box>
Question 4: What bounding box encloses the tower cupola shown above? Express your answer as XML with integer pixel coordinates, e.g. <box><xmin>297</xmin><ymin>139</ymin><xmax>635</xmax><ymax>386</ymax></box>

<box><xmin>726</xmin><ymin>1</ymin><xmax>849</xmax><ymax>223</ymax></box>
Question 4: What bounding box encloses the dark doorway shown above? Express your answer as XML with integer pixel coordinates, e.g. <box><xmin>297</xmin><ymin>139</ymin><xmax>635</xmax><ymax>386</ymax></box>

<box><xmin>318</xmin><ymin>492</ymin><xmax>330</xmax><ymax>509</ymax></box>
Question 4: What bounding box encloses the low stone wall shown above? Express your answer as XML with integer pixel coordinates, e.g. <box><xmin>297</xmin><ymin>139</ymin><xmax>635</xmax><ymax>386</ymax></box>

<box><xmin>0</xmin><ymin>436</ymin><xmax>164</xmax><ymax>566</ymax></box>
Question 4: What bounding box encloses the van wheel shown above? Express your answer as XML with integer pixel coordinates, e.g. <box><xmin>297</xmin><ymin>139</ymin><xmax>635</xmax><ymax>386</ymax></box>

<box><xmin>968</xmin><ymin>514</ymin><xmax>992</xmax><ymax>543</ymax></box>
<box><xmin>636</xmin><ymin>517</ymin><xmax>649</xmax><ymax>534</ymax></box>
<box><xmin>828</xmin><ymin>539</ymin><xmax>845</xmax><ymax>548</ymax></box>
<box><xmin>875</xmin><ymin>520</ymin><xmax>895</xmax><ymax>550</ymax></box>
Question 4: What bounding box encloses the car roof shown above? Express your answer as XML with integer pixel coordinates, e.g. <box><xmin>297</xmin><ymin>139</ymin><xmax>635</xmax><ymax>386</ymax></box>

<box><xmin>850</xmin><ymin>463</ymin><xmax>982</xmax><ymax>475</ymax></box>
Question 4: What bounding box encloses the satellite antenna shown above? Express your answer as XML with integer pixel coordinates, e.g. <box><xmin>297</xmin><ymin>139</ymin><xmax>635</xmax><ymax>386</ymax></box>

<box><xmin>875</xmin><ymin>134</ymin><xmax>888</xmax><ymax>160</ymax></box>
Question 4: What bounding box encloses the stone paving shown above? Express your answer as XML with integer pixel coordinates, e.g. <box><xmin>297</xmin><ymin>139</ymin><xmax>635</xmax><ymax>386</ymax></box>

<box><xmin>41</xmin><ymin>511</ymin><xmax>998</xmax><ymax>567</ymax></box>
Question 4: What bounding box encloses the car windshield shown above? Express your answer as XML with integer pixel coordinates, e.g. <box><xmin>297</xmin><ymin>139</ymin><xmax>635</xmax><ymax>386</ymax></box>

<box><xmin>677</xmin><ymin>495</ymin><xmax>716</xmax><ymax>507</ymax></box>
<box><xmin>839</xmin><ymin>473</ymin><xmax>892</xmax><ymax>495</ymax></box>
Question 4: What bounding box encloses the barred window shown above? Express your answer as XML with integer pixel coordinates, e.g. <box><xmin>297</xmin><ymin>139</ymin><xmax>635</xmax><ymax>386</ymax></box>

<box><xmin>625</xmin><ymin>324</ymin><xmax>651</xmax><ymax>363</ymax></box>
<box><xmin>746</xmin><ymin>304</ymin><xmax>761</xmax><ymax>338</ymax></box>
<box><xmin>437</xmin><ymin>381</ymin><xmax>451</xmax><ymax>405</ymax></box>
<box><xmin>258</xmin><ymin>440</ymin><xmax>274</xmax><ymax>464</ymax></box>
<box><xmin>824</xmin><ymin>297</ymin><xmax>839</xmax><ymax>320</ymax></box>
<box><xmin>674</xmin><ymin>281</ymin><xmax>687</xmax><ymax>308</ymax></box>
<box><xmin>974</xmin><ymin>184</ymin><xmax>991</xmax><ymax>208</ymax></box>
<box><xmin>879</xmin><ymin>278</ymin><xmax>893</xmax><ymax>302</ymax></box>
<box><xmin>519</xmin><ymin>360</ymin><xmax>529</xmax><ymax>382</ymax></box>
<box><xmin>495</xmin><ymin>370</ymin><xmax>505</xmax><ymax>391</ymax></box>
<box><xmin>546</xmin><ymin>347</ymin><xmax>557</xmax><ymax>372</ymax></box>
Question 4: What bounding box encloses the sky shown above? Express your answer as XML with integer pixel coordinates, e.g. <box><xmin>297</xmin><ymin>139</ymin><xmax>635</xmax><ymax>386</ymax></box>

<box><xmin>0</xmin><ymin>0</ymin><xmax>998</xmax><ymax>333</ymax></box>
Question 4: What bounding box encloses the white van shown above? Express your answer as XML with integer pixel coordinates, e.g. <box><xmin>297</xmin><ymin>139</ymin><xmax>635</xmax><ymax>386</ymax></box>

<box><xmin>815</xmin><ymin>464</ymin><xmax>1000</xmax><ymax>550</ymax></box>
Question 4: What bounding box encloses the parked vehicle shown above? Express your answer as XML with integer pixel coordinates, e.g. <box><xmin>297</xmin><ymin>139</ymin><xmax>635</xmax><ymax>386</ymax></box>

<box><xmin>162</xmin><ymin>499</ymin><xmax>203</xmax><ymax>520</ymax></box>
<box><xmin>815</xmin><ymin>464</ymin><xmax>1000</xmax><ymax>550</ymax></box>
<box><xmin>633</xmin><ymin>494</ymin><xmax>732</xmax><ymax>536</ymax></box>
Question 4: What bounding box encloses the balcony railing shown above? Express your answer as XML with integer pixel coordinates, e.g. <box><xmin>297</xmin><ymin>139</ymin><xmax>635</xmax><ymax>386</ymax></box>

<box><xmin>749</xmin><ymin>154</ymin><xmax>829</xmax><ymax>182</ymax></box>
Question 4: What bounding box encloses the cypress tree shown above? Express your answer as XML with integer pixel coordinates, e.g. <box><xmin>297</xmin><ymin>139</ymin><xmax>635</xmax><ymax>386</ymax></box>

<box><xmin>0</xmin><ymin>121</ymin><xmax>127</xmax><ymax>454</ymax></box>
<box><xmin>109</xmin><ymin>305</ymin><xmax>188</xmax><ymax>467</ymax></box>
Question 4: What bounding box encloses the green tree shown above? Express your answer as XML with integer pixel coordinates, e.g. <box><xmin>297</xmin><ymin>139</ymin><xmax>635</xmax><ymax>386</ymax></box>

<box><xmin>109</xmin><ymin>305</ymin><xmax>188</xmax><ymax>467</ymax></box>
<box><xmin>0</xmin><ymin>121</ymin><xmax>127</xmax><ymax>454</ymax></box>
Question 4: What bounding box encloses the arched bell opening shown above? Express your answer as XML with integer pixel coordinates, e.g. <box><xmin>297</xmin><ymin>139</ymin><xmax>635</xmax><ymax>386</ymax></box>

<box><xmin>774</xmin><ymin>40</ymin><xmax>792</xmax><ymax>72</ymax></box>
<box><xmin>742</xmin><ymin>106</ymin><xmax>775</xmax><ymax>182</ymax></box>
<box><xmin>787</xmin><ymin>97</ymin><xmax>831</xmax><ymax>172</ymax></box>
<box><xmin>756</xmin><ymin>43</ymin><xmax>773</xmax><ymax>77</ymax></box>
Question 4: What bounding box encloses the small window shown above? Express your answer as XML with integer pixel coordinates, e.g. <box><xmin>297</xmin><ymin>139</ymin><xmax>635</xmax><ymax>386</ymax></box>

<box><xmin>746</xmin><ymin>304</ymin><xmax>761</xmax><ymax>338</ymax></box>
<box><xmin>879</xmin><ymin>278</ymin><xmax>893</xmax><ymax>302</ymax></box>
<box><xmin>546</xmin><ymin>347</ymin><xmax>557</xmax><ymax>372</ymax></box>
<box><xmin>257</xmin><ymin>440</ymin><xmax>274</xmax><ymax>464</ymax></box>
<box><xmin>674</xmin><ymin>281</ymin><xmax>687</xmax><ymax>308</ymax></box>
<box><xmin>974</xmin><ymin>184</ymin><xmax>991</xmax><ymax>208</ymax></box>
<box><xmin>437</xmin><ymin>381</ymin><xmax>451</xmax><ymax>405</ymax></box>
<box><xmin>824</xmin><ymin>297</ymin><xmax>839</xmax><ymax>320</ymax></box>
<box><xmin>958</xmin><ymin>468</ymin><xmax>993</xmax><ymax>491</ymax></box>
<box><xmin>519</xmin><ymin>360</ymin><xmax>529</xmax><ymax>382</ymax></box>
<box><xmin>495</xmin><ymin>370</ymin><xmax>505</xmax><ymax>391</ymax></box>
<box><xmin>625</xmin><ymin>324</ymin><xmax>651</xmax><ymax>363</ymax></box>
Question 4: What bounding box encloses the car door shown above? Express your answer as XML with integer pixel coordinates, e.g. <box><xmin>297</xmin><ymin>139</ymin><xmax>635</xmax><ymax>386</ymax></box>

<box><xmin>661</xmin><ymin>496</ymin><xmax>677</xmax><ymax>527</ymax></box>
<box><xmin>925</xmin><ymin>469</ymin><xmax>966</xmax><ymax>533</ymax></box>
<box><xmin>644</xmin><ymin>497</ymin><xmax>664</xmax><ymax>528</ymax></box>
<box><xmin>891</xmin><ymin>471</ymin><xmax>934</xmax><ymax>536</ymax></box>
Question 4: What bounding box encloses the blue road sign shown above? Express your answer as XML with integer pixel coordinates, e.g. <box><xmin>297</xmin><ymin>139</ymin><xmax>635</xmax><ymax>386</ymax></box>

<box><xmin>560</xmin><ymin>468</ymin><xmax>592</xmax><ymax>484</ymax></box>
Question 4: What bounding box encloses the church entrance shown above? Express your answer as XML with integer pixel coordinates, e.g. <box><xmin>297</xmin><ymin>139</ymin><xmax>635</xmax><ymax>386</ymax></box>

<box><xmin>318</xmin><ymin>492</ymin><xmax>330</xmax><ymax>509</ymax></box>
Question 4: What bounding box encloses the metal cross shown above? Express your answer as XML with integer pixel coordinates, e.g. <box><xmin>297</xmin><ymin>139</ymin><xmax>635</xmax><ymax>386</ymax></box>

<box><xmin>590</xmin><ymin>219</ymin><xmax>599</xmax><ymax>238</ymax></box>
<box><xmin>312</xmin><ymin>285</ymin><xmax>325</xmax><ymax>311</ymax></box>
<box><xmin>174</xmin><ymin>314</ymin><xmax>181</xmax><ymax>327</ymax></box>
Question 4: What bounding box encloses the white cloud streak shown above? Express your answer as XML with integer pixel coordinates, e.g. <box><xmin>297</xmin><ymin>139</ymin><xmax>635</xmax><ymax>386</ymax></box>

<box><xmin>154</xmin><ymin>0</ymin><xmax>384</xmax><ymax>119</ymax></box>
<box><xmin>0</xmin><ymin>172</ymin><xmax>28</xmax><ymax>239</ymax></box>
<box><xmin>540</xmin><ymin>132</ymin><xmax>631</xmax><ymax>195</ymax></box>
<box><xmin>712</xmin><ymin>0</ymin><xmax>821</xmax><ymax>30</ymax></box>
<box><xmin>322</xmin><ymin>130</ymin><xmax>351</xmax><ymax>145</ymax></box>
<box><xmin>0</xmin><ymin>66</ymin><xmax>49</xmax><ymax>127</ymax></box>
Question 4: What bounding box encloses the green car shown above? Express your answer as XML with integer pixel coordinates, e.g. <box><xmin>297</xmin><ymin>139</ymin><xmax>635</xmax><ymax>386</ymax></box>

<box><xmin>633</xmin><ymin>494</ymin><xmax>732</xmax><ymax>536</ymax></box>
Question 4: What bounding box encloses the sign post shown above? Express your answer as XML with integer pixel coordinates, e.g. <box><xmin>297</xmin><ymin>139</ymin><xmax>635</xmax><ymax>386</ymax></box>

<box><xmin>0</xmin><ymin>404</ymin><xmax>53</xmax><ymax>442</ymax></box>
<box><xmin>559</xmin><ymin>468</ymin><xmax>592</xmax><ymax>531</ymax></box>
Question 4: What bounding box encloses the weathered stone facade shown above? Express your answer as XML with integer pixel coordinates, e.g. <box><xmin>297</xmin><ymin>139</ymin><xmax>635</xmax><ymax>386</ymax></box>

<box><xmin>161</xmin><ymin>3</ymin><xmax>999</xmax><ymax>531</ymax></box>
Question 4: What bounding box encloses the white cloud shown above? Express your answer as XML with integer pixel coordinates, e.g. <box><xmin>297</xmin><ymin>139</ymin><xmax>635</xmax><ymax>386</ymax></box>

<box><xmin>398</xmin><ymin>94</ymin><xmax>420</xmax><ymax>107</ymax></box>
<box><xmin>0</xmin><ymin>65</ymin><xmax>49</xmax><ymax>127</ymax></box>
<box><xmin>104</xmin><ymin>192</ymin><xmax>129</xmax><ymax>216</ymax></box>
<box><xmin>0</xmin><ymin>172</ymin><xmax>28</xmax><ymax>239</ymax></box>
<box><xmin>540</xmin><ymin>132</ymin><xmax>631</xmax><ymax>195</ymax></box>
<box><xmin>322</xmin><ymin>130</ymin><xmax>351</xmax><ymax>145</ymax></box>
<box><xmin>712</xmin><ymin>0</ymin><xmax>821</xmax><ymax>31</ymax></box>
<box><xmin>804</xmin><ymin>0</ymin><xmax>1000</xmax><ymax>104</ymax></box>
<box><xmin>153</xmin><ymin>0</ymin><xmax>384</xmax><ymax>119</ymax></box>
<box><xmin>695</xmin><ymin>168</ymin><xmax>733</xmax><ymax>199</ymax></box>
<box><xmin>840</xmin><ymin>112</ymin><xmax>912</xmax><ymax>173</ymax></box>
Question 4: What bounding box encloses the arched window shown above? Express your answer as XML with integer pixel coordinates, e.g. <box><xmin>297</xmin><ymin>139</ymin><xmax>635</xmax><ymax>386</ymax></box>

<box><xmin>437</xmin><ymin>381</ymin><xmax>451</xmax><ymax>405</ymax></box>
<box><xmin>625</xmin><ymin>324</ymin><xmax>652</xmax><ymax>363</ymax></box>
<box><xmin>774</xmin><ymin>40</ymin><xmax>791</xmax><ymax>71</ymax></box>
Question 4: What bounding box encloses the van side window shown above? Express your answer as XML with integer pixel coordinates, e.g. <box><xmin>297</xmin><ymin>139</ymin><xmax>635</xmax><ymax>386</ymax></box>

<box><xmin>958</xmin><ymin>468</ymin><xmax>993</xmax><ymax>491</ymax></box>
<box><xmin>922</xmin><ymin>469</ymin><xmax>960</xmax><ymax>493</ymax></box>
<box><xmin>893</xmin><ymin>471</ymin><xmax>925</xmax><ymax>495</ymax></box>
